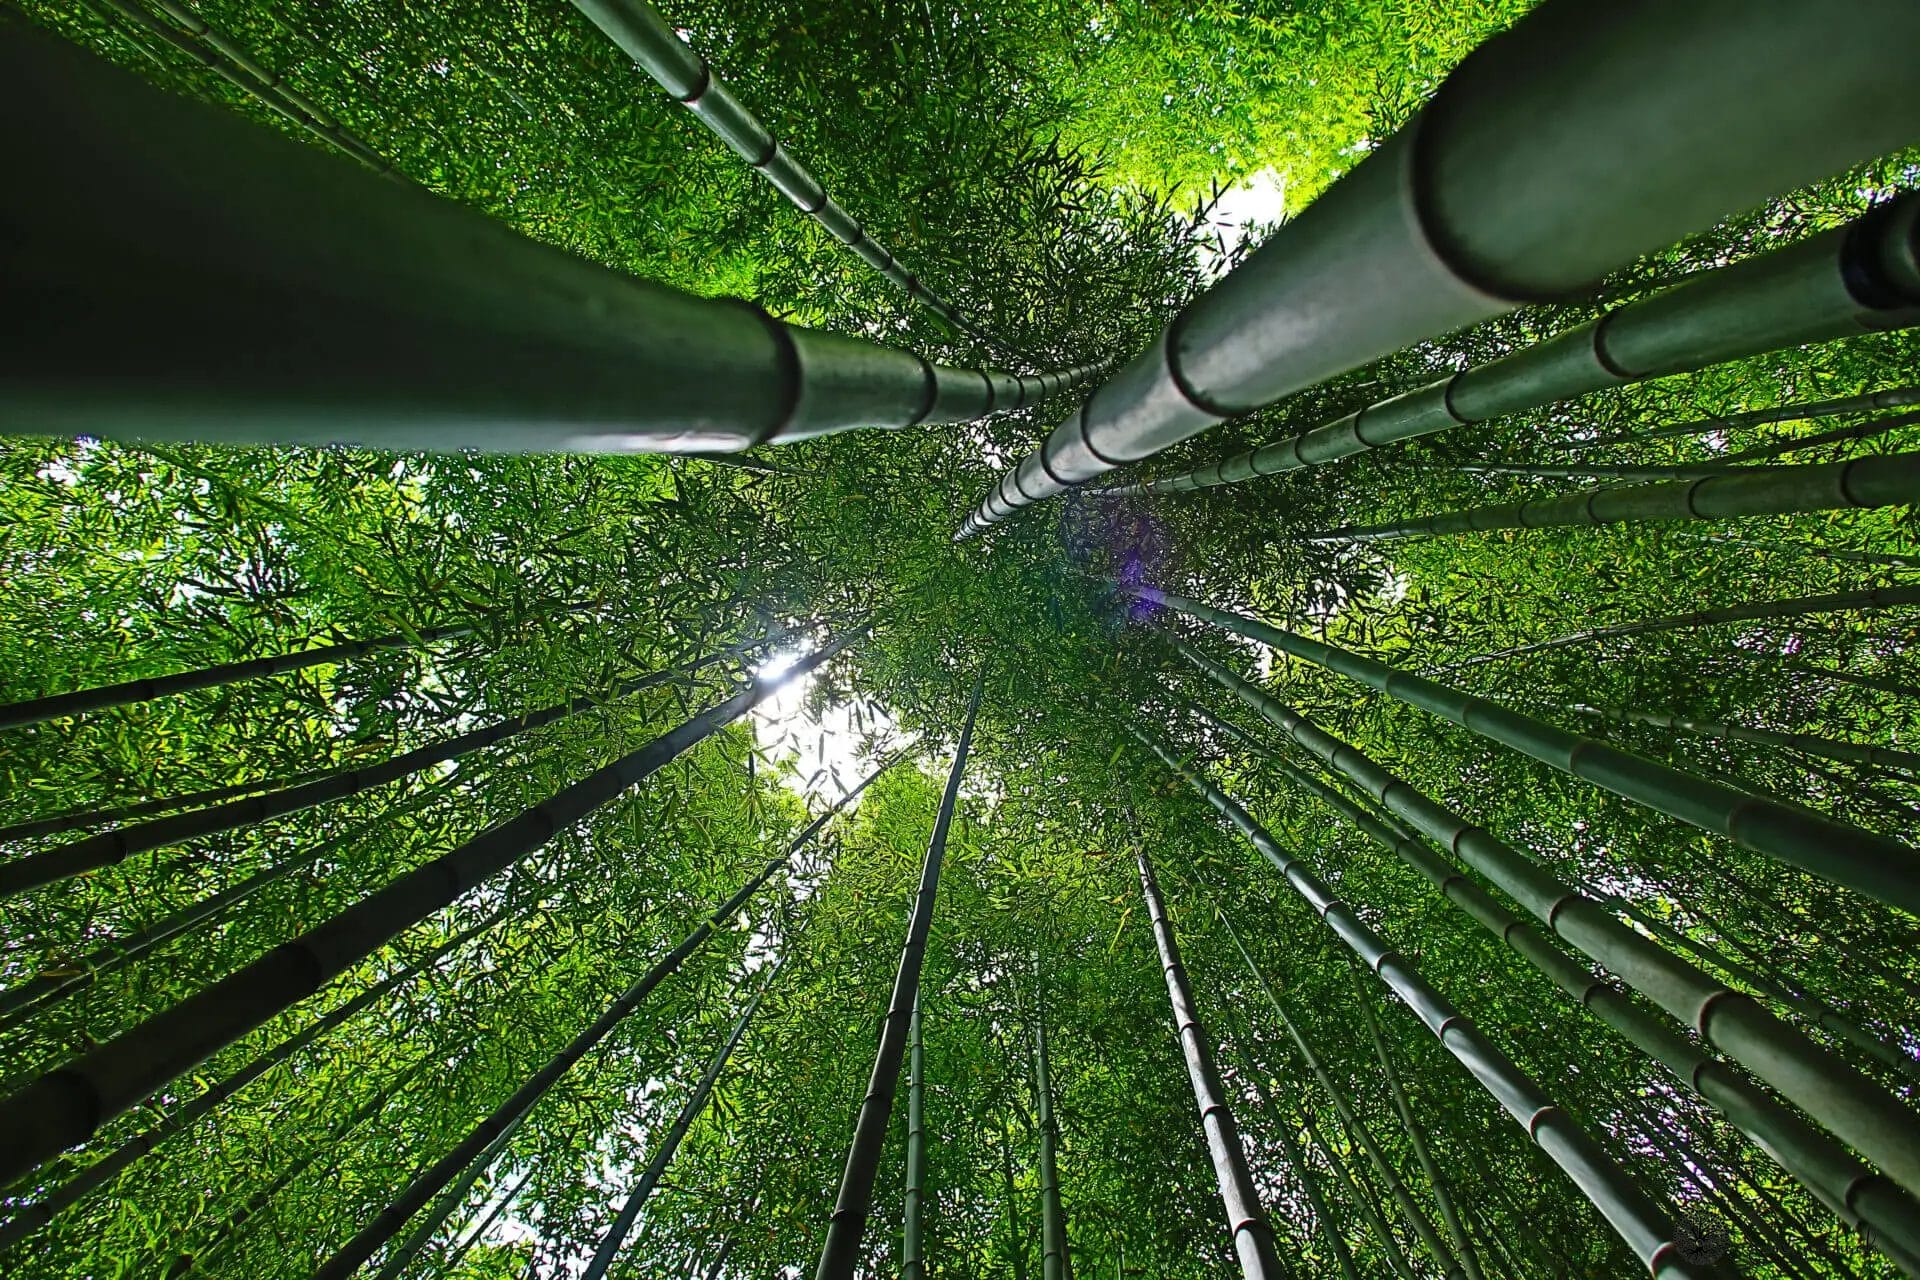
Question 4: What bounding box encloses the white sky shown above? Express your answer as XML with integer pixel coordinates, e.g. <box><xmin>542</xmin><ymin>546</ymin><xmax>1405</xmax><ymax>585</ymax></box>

<box><xmin>1198</xmin><ymin>167</ymin><xmax>1287</xmax><ymax>276</ymax></box>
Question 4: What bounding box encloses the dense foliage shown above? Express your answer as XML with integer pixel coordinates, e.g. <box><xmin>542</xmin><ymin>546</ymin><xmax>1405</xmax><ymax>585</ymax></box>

<box><xmin>3</xmin><ymin>2</ymin><xmax>1917</xmax><ymax>1279</ymax></box>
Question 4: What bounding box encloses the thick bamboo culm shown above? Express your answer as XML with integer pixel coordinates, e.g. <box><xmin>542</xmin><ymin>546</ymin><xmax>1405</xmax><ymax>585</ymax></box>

<box><xmin>1132</xmin><ymin>586</ymin><xmax>1920</xmax><ymax>915</ymax></box>
<box><xmin>1307</xmin><ymin>449</ymin><xmax>1920</xmax><ymax>544</ymax></box>
<box><xmin>0</xmin><ymin>30</ymin><xmax>1101</xmax><ymax>455</ymax></box>
<box><xmin>1172</xmin><ymin>658</ymin><xmax>1920</xmax><ymax>1271</ymax></box>
<box><xmin>814</xmin><ymin>673</ymin><xmax>983</xmax><ymax>1280</ymax></box>
<box><xmin>0</xmin><ymin>627</ymin><xmax>862</xmax><ymax>1185</ymax></box>
<box><xmin>1133</xmin><ymin>844</ymin><xmax>1284</xmax><ymax>1280</ymax></box>
<box><xmin>955</xmin><ymin>0</ymin><xmax>1920</xmax><ymax>536</ymax></box>
<box><xmin>1133</xmin><ymin>728</ymin><xmax>1705</xmax><ymax>1279</ymax></box>
<box><xmin>1101</xmin><ymin>197</ymin><xmax>1920</xmax><ymax>499</ymax></box>
<box><xmin>318</xmin><ymin>772</ymin><xmax>874</xmax><ymax>1280</ymax></box>
<box><xmin>572</xmin><ymin>0</ymin><xmax>1011</xmax><ymax>352</ymax></box>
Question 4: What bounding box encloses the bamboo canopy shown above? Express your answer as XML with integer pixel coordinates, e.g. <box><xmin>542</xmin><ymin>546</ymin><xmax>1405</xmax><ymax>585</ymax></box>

<box><xmin>956</xmin><ymin>1</ymin><xmax>1920</xmax><ymax>536</ymax></box>
<box><xmin>0</xmin><ymin>30</ymin><xmax>1100</xmax><ymax>455</ymax></box>
<box><xmin>1099</xmin><ymin>197</ymin><xmax>1920</xmax><ymax>499</ymax></box>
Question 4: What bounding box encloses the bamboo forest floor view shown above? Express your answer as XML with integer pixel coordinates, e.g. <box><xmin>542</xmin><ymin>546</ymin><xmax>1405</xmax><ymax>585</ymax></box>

<box><xmin>3</xmin><ymin>1</ymin><xmax>1920</xmax><ymax>1277</ymax></box>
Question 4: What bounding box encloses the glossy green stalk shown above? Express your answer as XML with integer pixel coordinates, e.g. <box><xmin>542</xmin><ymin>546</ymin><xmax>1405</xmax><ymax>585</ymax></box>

<box><xmin>1134</xmin><ymin>586</ymin><xmax>1920</xmax><ymax>915</ymax></box>
<box><xmin>0</xmin><ymin>31</ymin><xmax>1096</xmax><ymax>454</ymax></box>
<box><xmin>1135</xmin><ymin>728</ymin><xmax>1703</xmax><ymax>1278</ymax></box>
<box><xmin>0</xmin><ymin>627</ymin><xmax>863</xmax><ymax>1186</ymax></box>
<box><xmin>1308</xmin><ymin>450</ymin><xmax>1920</xmax><ymax>544</ymax></box>
<box><xmin>815</xmin><ymin>673</ymin><xmax>983</xmax><ymax>1280</ymax></box>
<box><xmin>1169</xmin><ymin>658</ymin><xmax>1920</xmax><ymax>1271</ymax></box>
<box><xmin>1134</xmin><ymin>844</ymin><xmax>1284</xmax><ymax>1280</ymax></box>
<box><xmin>1100</xmin><ymin>197</ymin><xmax>1920</xmax><ymax>501</ymax></box>
<box><xmin>902</xmin><ymin>992</ymin><xmax>929</xmax><ymax>1280</ymax></box>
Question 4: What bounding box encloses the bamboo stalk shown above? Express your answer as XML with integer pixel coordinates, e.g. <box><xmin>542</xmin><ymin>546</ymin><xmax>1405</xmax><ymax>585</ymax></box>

<box><xmin>1134</xmin><ymin>844</ymin><xmax>1284</xmax><ymax>1279</ymax></box>
<box><xmin>1568</xmin><ymin>702</ymin><xmax>1920</xmax><ymax>778</ymax></box>
<box><xmin>0</xmin><ymin>633</ymin><xmax>748</xmax><ymax>898</ymax></box>
<box><xmin>0</xmin><ymin>30</ymin><xmax>1101</xmax><ymax>454</ymax></box>
<box><xmin>1438</xmin><ymin>584</ymin><xmax>1920</xmax><ymax>672</ymax></box>
<box><xmin>1034</xmin><ymin>957</ymin><xmax>1070</xmax><ymax>1280</ymax></box>
<box><xmin>369</xmin><ymin>1111</ymin><xmax>529</xmax><ymax>1280</ymax></box>
<box><xmin>814</xmin><ymin>672</ymin><xmax>983</xmax><ymax>1280</ymax></box>
<box><xmin>1135</xmin><ymin>586</ymin><xmax>1920</xmax><ymax>915</ymax></box>
<box><xmin>0</xmin><ymin>765</ymin><xmax>339</xmax><ymax>845</ymax></box>
<box><xmin>1136</xmin><ymin>727</ymin><xmax>1710</xmax><ymax>1279</ymax></box>
<box><xmin>902</xmin><ymin>990</ymin><xmax>929</xmax><ymax>1280</ymax></box>
<box><xmin>1095</xmin><ymin>197</ymin><xmax>1920</xmax><ymax>502</ymax></box>
<box><xmin>1306</xmin><ymin>450</ymin><xmax>1920</xmax><ymax>544</ymax></box>
<box><xmin>1167</xmin><ymin>659</ymin><xmax>1920</xmax><ymax>1272</ymax></box>
<box><xmin>1576</xmin><ymin>385</ymin><xmax>1920</xmax><ymax>449</ymax></box>
<box><xmin>0</xmin><ymin>625</ymin><xmax>863</xmax><ymax>1186</ymax></box>
<box><xmin>582</xmin><ymin>958</ymin><xmax>785</xmax><ymax>1280</ymax></box>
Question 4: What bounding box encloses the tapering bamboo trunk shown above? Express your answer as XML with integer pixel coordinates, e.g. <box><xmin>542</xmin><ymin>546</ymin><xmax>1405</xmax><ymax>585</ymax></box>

<box><xmin>0</xmin><ymin>617</ymin><xmax>482</xmax><ymax>732</ymax></box>
<box><xmin>1097</xmin><ymin>197</ymin><xmax>1920</xmax><ymax>502</ymax></box>
<box><xmin>571</xmin><ymin>0</ymin><xmax>1012</xmax><ymax>354</ymax></box>
<box><xmin>1134</xmin><ymin>728</ymin><xmax>1707</xmax><ymax>1279</ymax></box>
<box><xmin>1133</xmin><ymin>844</ymin><xmax>1284</xmax><ymax>1280</ymax></box>
<box><xmin>371</xmin><ymin>1112</ymin><xmax>529</xmax><ymax>1280</ymax></box>
<box><xmin>1712</xmin><ymin>408</ymin><xmax>1920</xmax><ymax>463</ymax></box>
<box><xmin>319</xmin><ymin>761</ymin><xmax>879</xmax><ymax>1280</ymax></box>
<box><xmin>1169</xmin><ymin>665</ymin><xmax>1920</xmax><ymax>1273</ymax></box>
<box><xmin>0</xmin><ymin>626</ymin><xmax>863</xmax><ymax>1186</ymax></box>
<box><xmin>0</xmin><ymin>908</ymin><xmax>504</xmax><ymax>1249</ymax></box>
<box><xmin>902</xmin><ymin>991</ymin><xmax>930</xmax><ymax>1280</ymax></box>
<box><xmin>1437</xmin><ymin>584</ymin><xmax>1920</xmax><ymax>672</ymax></box>
<box><xmin>961</xmin><ymin>3</ymin><xmax>1920</xmax><ymax>536</ymax></box>
<box><xmin>1213</xmin><ymin>911</ymin><xmax>1452</xmax><ymax>1280</ymax></box>
<box><xmin>1296</xmin><ymin>1102</ymin><xmax>1420</xmax><ymax>1280</ymax></box>
<box><xmin>814</xmin><ymin>672</ymin><xmax>982</xmax><ymax>1280</ymax></box>
<box><xmin>0</xmin><ymin>778</ymin><xmax>459</xmax><ymax>1030</ymax></box>
<box><xmin>1133</xmin><ymin>587</ymin><xmax>1920</xmax><ymax>915</ymax></box>
<box><xmin>0</xmin><ymin>30</ymin><xmax>1100</xmax><ymax>454</ymax></box>
<box><xmin>1344</xmin><ymin>960</ymin><xmax>1485</xmax><ymax>1280</ymax></box>
<box><xmin>0</xmin><ymin>766</ymin><xmax>338</xmax><ymax>844</ymax></box>
<box><xmin>0</xmin><ymin>631</ymin><xmax>744</xmax><ymax>898</ymax></box>
<box><xmin>1033</xmin><ymin>959</ymin><xmax>1070</xmax><ymax>1280</ymax></box>
<box><xmin>1577</xmin><ymin>385</ymin><xmax>1920</xmax><ymax>449</ymax></box>
<box><xmin>1215</xmin><ymin>1002</ymin><xmax>1363</xmax><ymax>1280</ymax></box>
<box><xmin>1306</xmin><ymin>450</ymin><xmax>1920</xmax><ymax>544</ymax></box>
<box><xmin>1450</xmin><ymin>460</ymin><xmax>1727</xmax><ymax>482</ymax></box>
<box><xmin>435</xmin><ymin>1166</ymin><xmax>536</xmax><ymax>1276</ymax></box>
<box><xmin>1570</xmin><ymin>702</ymin><xmax>1920</xmax><ymax>777</ymax></box>
<box><xmin>583</xmin><ymin>959</ymin><xmax>783</xmax><ymax>1280</ymax></box>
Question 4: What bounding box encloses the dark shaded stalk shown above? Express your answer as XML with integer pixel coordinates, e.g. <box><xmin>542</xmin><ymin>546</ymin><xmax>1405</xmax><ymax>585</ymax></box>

<box><xmin>313</xmin><ymin>744</ymin><xmax>885</xmax><ymax>1280</ymax></box>
<box><xmin>1344</xmin><ymin>959</ymin><xmax>1485</xmax><ymax>1280</ymax></box>
<box><xmin>1134</xmin><ymin>844</ymin><xmax>1283</xmax><ymax>1279</ymax></box>
<box><xmin>0</xmin><ymin>630</ymin><xmax>758</xmax><ymax>898</ymax></box>
<box><xmin>1134</xmin><ymin>728</ymin><xmax>1703</xmax><ymax>1278</ymax></box>
<box><xmin>1033</xmin><ymin>957</ymin><xmax>1069</xmax><ymax>1280</ymax></box>
<box><xmin>1173</xmin><ymin>670</ymin><xmax>1920</xmax><ymax>1273</ymax></box>
<box><xmin>814</xmin><ymin>672</ymin><xmax>983</xmax><ymax>1280</ymax></box>
<box><xmin>902</xmin><ymin>991</ymin><xmax>929</xmax><ymax>1280</ymax></box>
<box><xmin>583</xmin><ymin>956</ymin><xmax>786</xmax><ymax>1280</ymax></box>
<box><xmin>1567</xmin><ymin>702</ymin><xmax>1920</xmax><ymax>777</ymax></box>
<box><xmin>436</xmin><ymin>1167</ymin><xmax>536</xmax><ymax>1276</ymax></box>
<box><xmin>1436</xmin><ymin>584</ymin><xmax>1920</xmax><ymax>672</ymax></box>
<box><xmin>0</xmin><ymin>909</ymin><xmax>502</xmax><ymax>1250</ymax></box>
<box><xmin>0</xmin><ymin>32</ymin><xmax>1094</xmax><ymax>454</ymax></box>
<box><xmin>368</xmin><ymin>1111</ymin><xmax>529</xmax><ymax>1280</ymax></box>
<box><xmin>1003</xmin><ymin>1117</ymin><xmax>1030</xmax><ymax>1280</ymax></box>
<box><xmin>1449</xmin><ymin>459</ymin><xmax>1725</xmax><ymax>482</ymax></box>
<box><xmin>0</xmin><ymin>765</ymin><xmax>333</xmax><ymax>844</ymax></box>
<box><xmin>1305</xmin><ymin>451</ymin><xmax>1920</xmax><ymax>544</ymax></box>
<box><xmin>0</xmin><ymin>779</ymin><xmax>461</xmax><ymax>1031</ymax></box>
<box><xmin>0</xmin><ymin>626</ymin><xmax>863</xmax><ymax>1186</ymax></box>
<box><xmin>1576</xmin><ymin>385</ymin><xmax>1920</xmax><ymax>449</ymax></box>
<box><xmin>1134</xmin><ymin>587</ymin><xmax>1920</xmax><ymax>915</ymax></box>
<box><xmin>963</xmin><ymin>9</ymin><xmax>1920</xmax><ymax>534</ymax></box>
<box><xmin>1713</xmin><ymin>408</ymin><xmax>1920</xmax><ymax>463</ymax></box>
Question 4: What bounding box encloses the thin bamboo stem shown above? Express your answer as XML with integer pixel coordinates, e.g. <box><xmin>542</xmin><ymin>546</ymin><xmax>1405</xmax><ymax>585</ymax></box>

<box><xmin>1577</xmin><ymin>385</ymin><xmax>1920</xmax><ymax>449</ymax></box>
<box><xmin>902</xmin><ymin>990</ymin><xmax>929</xmax><ymax>1280</ymax></box>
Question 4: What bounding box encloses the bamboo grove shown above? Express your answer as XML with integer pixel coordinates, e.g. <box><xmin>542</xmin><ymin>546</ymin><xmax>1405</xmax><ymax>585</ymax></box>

<box><xmin>1</xmin><ymin>0</ymin><xmax>1918</xmax><ymax>1277</ymax></box>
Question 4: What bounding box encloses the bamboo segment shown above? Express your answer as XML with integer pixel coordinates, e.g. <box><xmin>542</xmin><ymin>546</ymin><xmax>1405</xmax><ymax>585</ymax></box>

<box><xmin>902</xmin><ymin>992</ymin><xmax>929</xmax><ymax>1280</ymax></box>
<box><xmin>1173</xmin><ymin>661</ymin><xmax>1920</xmax><ymax>1271</ymax></box>
<box><xmin>1134</xmin><ymin>844</ymin><xmax>1284</xmax><ymax>1280</ymax></box>
<box><xmin>581</xmin><ymin>959</ymin><xmax>784</xmax><ymax>1280</ymax></box>
<box><xmin>0</xmin><ymin>29</ymin><xmax>1101</xmax><ymax>454</ymax></box>
<box><xmin>1102</xmin><ymin>197</ymin><xmax>1920</xmax><ymax>500</ymax></box>
<box><xmin>0</xmin><ymin>626</ymin><xmax>862</xmax><ymax>1186</ymax></box>
<box><xmin>957</xmin><ymin>0</ymin><xmax>1920</xmax><ymax>535</ymax></box>
<box><xmin>1133</xmin><ymin>587</ymin><xmax>1920</xmax><ymax>915</ymax></box>
<box><xmin>316</xmin><ymin>760</ymin><xmax>882</xmax><ymax>1280</ymax></box>
<box><xmin>571</xmin><ymin>0</ymin><xmax>1006</xmax><ymax>352</ymax></box>
<box><xmin>1033</xmin><ymin>961</ymin><xmax>1070</xmax><ymax>1280</ymax></box>
<box><xmin>1577</xmin><ymin>385</ymin><xmax>1920</xmax><ymax>449</ymax></box>
<box><xmin>814</xmin><ymin>673</ymin><xmax>983</xmax><ymax>1280</ymax></box>
<box><xmin>0</xmin><ymin>637</ymin><xmax>743</xmax><ymax>898</ymax></box>
<box><xmin>1307</xmin><ymin>450</ymin><xmax>1920</xmax><ymax>544</ymax></box>
<box><xmin>1570</xmin><ymin>704</ymin><xmax>1920</xmax><ymax>776</ymax></box>
<box><xmin>1439</xmin><ymin>584</ymin><xmax>1920</xmax><ymax>672</ymax></box>
<box><xmin>1133</xmin><ymin>729</ymin><xmax>1703</xmax><ymax>1279</ymax></box>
